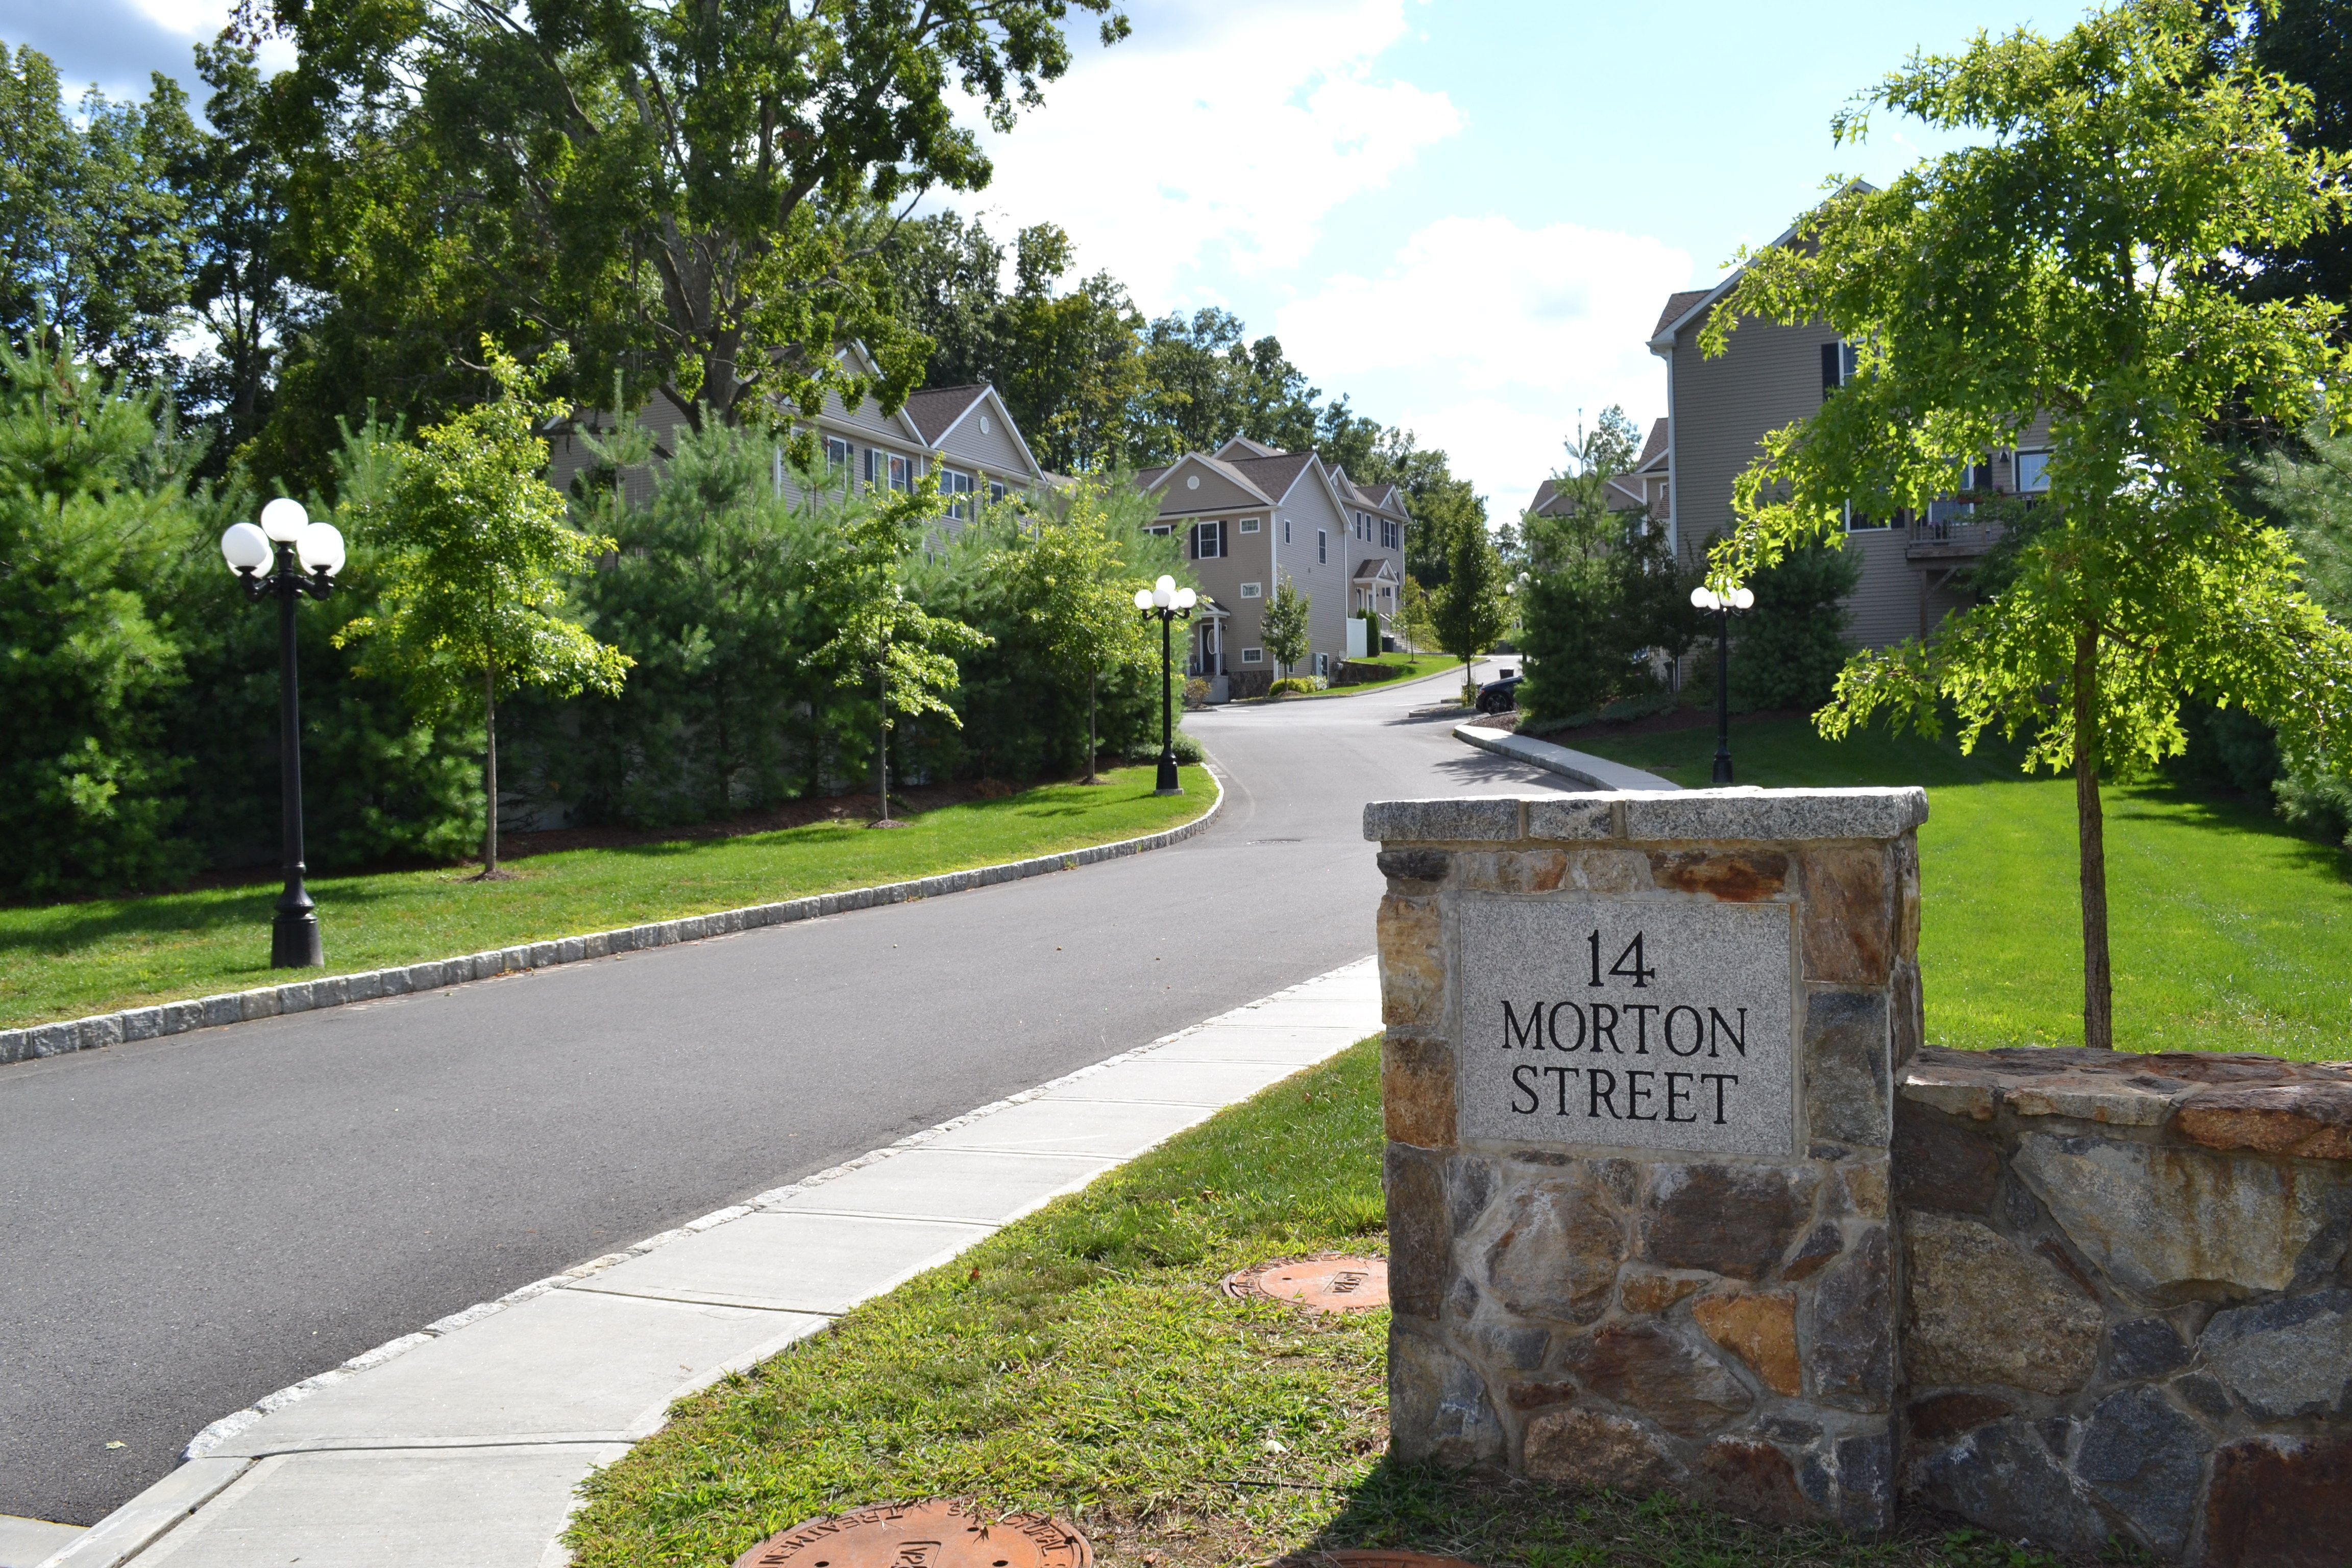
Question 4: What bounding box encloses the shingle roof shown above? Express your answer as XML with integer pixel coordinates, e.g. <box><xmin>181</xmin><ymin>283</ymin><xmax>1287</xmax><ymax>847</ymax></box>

<box><xmin>1224</xmin><ymin>450</ymin><xmax>1315</xmax><ymax>501</ymax></box>
<box><xmin>1636</xmin><ymin>416</ymin><xmax>1668</xmax><ymax>470</ymax></box>
<box><xmin>901</xmin><ymin>384</ymin><xmax>990</xmax><ymax>444</ymax></box>
<box><xmin>1528</xmin><ymin>478</ymin><xmax>1564</xmax><ymax>516</ymax></box>
<box><xmin>1653</xmin><ymin>289</ymin><xmax>1710</xmax><ymax>340</ymax></box>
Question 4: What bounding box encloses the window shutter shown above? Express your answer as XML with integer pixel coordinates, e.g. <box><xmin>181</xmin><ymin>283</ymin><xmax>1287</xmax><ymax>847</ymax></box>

<box><xmin>1189</xmin><ymin>525</ymin><xmax>1199</xmax><ymax>560</ymax></box>
<box><xmin>1821</xmin><ymin>342</ymin><xmax>1841</xmax><ymax>395</ymax></box>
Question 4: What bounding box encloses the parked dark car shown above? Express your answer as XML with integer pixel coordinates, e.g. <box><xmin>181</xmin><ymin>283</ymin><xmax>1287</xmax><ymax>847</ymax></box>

<box><xmin>1475</xmin><ymin>668</ymin><xmax>1521</xmax><ymax>714</ymax></box>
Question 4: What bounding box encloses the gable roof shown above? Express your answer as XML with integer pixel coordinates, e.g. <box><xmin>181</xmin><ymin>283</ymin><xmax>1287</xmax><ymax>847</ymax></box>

<box><xmin>901</xmin><ymin>385</ymin><xmax>990</xmax><ymax>443</ymax></box>
<box><xmin>1216</xmin><ymin>435</ymin><xmax>1283</xmax><ymax>460</ymax></box>
<box><xmin>1636</xmin><ymin>416</ymin><xmax>1668</xmax><ymax>470</ymax></box>
<box><xmin>1653</xmin><ymin>290</ymin><xmax>1710</xmax><ymax>339</ymax></box>
<box><xmin>1649</xmin><ymin>182</ymin><xmax>1877</xmax><ymax>353</ymax></box>
<box><xmin>1141</xmin><ymin>451</ymin><xmax>1279</xmax><ymax>508</ymax></box>
<box><xmin>1223</xmin><ymin>450</ymin><xmax>1315</xmax><ymax>503</ymax></box>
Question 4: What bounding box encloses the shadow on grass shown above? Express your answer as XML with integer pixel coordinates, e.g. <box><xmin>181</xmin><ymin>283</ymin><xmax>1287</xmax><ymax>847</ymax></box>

<box><xmin>2111</xmin><ymin>778</ymin><xmax>2352</xmax><ymax>887</ymax></box>
<box><xmin>1290</xmin><ymin>1458</ymin><xmax>2066</xmax><ymax>1568</ymax></box>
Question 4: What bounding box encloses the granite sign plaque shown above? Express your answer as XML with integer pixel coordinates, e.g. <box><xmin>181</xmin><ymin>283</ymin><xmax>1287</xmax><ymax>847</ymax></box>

<box><xmin>1458</xmin><ymin>894</ymin><xmax>1797</xmax><ymax>1157</ymax></box>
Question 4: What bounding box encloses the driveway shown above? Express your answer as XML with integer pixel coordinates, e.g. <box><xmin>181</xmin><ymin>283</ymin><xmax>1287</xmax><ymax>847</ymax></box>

<box><xmin>0</xmin><ymin>658</ymin><xmax>1556</xmax><ymax>1523</ymax></box>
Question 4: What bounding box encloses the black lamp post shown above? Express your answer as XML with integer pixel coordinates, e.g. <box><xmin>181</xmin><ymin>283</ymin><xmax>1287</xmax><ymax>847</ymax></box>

<box><xmin>1133</xmin><ymin>573</ymin><xmax>1196</xmax><ymax>796</ymax></box>
<box><xmin>1689</xmin><ymin>582</ymin><xmax>1755</xmax><ymax>786</ymax></box>
<box><xmin>222</xmin><ymin>499</ymin><xmax>345</xmax><ymax>968</ymax></box>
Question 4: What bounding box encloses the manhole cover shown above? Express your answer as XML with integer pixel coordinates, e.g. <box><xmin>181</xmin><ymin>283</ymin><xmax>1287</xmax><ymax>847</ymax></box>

<box><xmin>1221</xmin><ymin>1254</ymin><xmax>1389</xmax><ymax>1313</ymax></box>
<box><xmin>734</xmin><ymin>1499</ymin><xmax>1091</xmax><ymax>1568</ymax></box>
<box><xmin>1280</xmin><ymin>1553</ymin><xmax>1481</xmax><ymax>1568</ymax></box>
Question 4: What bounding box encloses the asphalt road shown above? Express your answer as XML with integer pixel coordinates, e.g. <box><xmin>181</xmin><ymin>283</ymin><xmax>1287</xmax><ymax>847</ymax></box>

<box><xmin>0</xmin><ymin>660</ymin><xmax>1562</xmax><ymax>1525</ymax></box>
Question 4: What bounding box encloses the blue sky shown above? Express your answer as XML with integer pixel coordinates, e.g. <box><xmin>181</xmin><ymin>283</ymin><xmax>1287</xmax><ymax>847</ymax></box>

<box><xmin>8</xmin><ymin>0</ymin><xmax>2056</xmax><ymax>507</ymax></box>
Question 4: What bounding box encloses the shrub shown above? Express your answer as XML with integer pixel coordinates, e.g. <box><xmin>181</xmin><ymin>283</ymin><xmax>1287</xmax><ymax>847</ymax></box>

<box><xmin>1727</xmin><ymin>538</ymin><xmax>1859</xmax><ymax>712</ymax></box>
<box><xmin>1268</xmin><ymin>676</ymin><xmax>1327</xmax><ymax>696</ymax></box>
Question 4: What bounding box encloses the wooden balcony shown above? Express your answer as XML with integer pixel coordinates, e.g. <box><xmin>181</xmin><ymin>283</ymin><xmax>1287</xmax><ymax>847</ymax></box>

<box><xmin>1906</xmin><ymin>502</ymin><xmax>2006</xmax><ymax>561</ymax></box>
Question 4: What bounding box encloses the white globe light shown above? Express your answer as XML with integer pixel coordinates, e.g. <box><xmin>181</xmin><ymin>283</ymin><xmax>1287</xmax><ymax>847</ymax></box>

<box><xmin>1731</xmin><ymin>586</ymin><xmax>1756</xmax><ymax>610</ymax></box>
<box><xmin>221</xmin><ymin>521</ymin><xmax>271</xmax><ymax>573</ymax></box>
<box><xmin>1133</xmin><ymin>588</ymin><xmax>1155</xmax><ymax>610</ymax></box>
<box><xmin>1153</xmin><ymin>584</ymin><xmax>1173</xmax><ymax>608</ymax></box>
<box><xmin>1173</xmin><ymin>587</ymin><xmax>1197</xmax><ymax>610</ymax></box>
<box><xmin>260</xmin><ymin>497</ymin><xmax>309</xmax><ymax>543</ymax></box>
<box><xmin>1155</xmin><ymin>574</ymin><xmax>1176</xmax><ymax>594</ymax></box>
<box><xmin>1690</xmin><ymin>585</ymin><xmax>1717</xmax><ymax>610</ymax></box>
<box><xmin>298</xmin><ymin>522</ymin><xmax>346</xmax><ymax>575</ymax></box>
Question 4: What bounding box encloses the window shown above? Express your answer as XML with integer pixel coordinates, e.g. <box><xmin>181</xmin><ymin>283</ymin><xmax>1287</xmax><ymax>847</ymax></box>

<box><xmin>1315</xmin><ymin>652</ymin><xmax>1330</xmax><ymax>676</ymax></box>
<box><xmin>942</xmin><ymin>468</ymin><xmax>974</xmax><ymax>519</ymax></box>
<box><xmin>1282</xmin><ymin>518</ymin><xmax>1291</xmax><ymax>543</ymax></box>
<box><xmin>2016</xmin><ymin>450</ymin><xmax>2051</xmax><ymax>493</ymax></box>
<box><xmin>864</xmin><ymin>447</ymin><xmax>884</xmax><ymax>488</ymax></box>
<box><xmin>1144</xmin><ymin>523</ymin><xmax>1172</xmax><ymax>536</ymax></box>
<box><xmin>1238</xmin><ymin>517</ymin><xmax>1261</xmax><ymax>535</ymax></box>
<box><xmin>1240</xmin><ymin>581</ymin><xmax>1263</xmax><ymax>599</ymax></box>
<box><xmin>889</xmin><ymin>453</ymin><xmax>914</xmax><ymax>493</ymax></box>
<box><xmin>1382</xmin><ymin>519</ymin><xmax>1401</xmax><ymax>550</ymax></box>
<box><xmin>1844</xmin><ymin>501</ymin><xmax>1893</xmax><ymax>532</ymax></box>
<box><xmin>1317</xmin><ymin>528</ymin><xmax>1327</xmax><ymax>564</ymax></box>
<box><xmin>825</xmin><ymin>436</ymin><xmax>853</xmax><ymax>488</ymax></box>
<box><xmin>1241</xmin><ymin>647</ymin><xmax>1264</xmax><ymax>664</ymax></box>
<box><xmin>1192</xmin><ymin>520</ymin><xmax>1226</xmax><ymax>559</ymax></box>
<box><xmin>1821</xmin><ymin>340</ymin><xmax>1859</xmax><ymax>395</ymax></box>
<box><xmin>989</xmin><ymin>480</ymin><xmax>1007</xmax><ymax>506</ymax></box>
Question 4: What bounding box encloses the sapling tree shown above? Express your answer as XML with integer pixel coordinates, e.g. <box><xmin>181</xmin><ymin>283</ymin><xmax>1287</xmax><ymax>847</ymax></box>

<box><xmin>995</xmin><ymin>478</ymin><xmax>1154</xmax><ymax>780</ymax></box>
<box><xmin>1705</xmin><ymin>0</ymin><xmax>2352</xmax><ymax>1047</ymax></box>
<box><xmin>1430</xmin><ymin>513</ymin><xmax>1512</xmax><ymax>704</ymax></box>
<box><xmin>814</xmin><ymin>481</ymin><xmax>989</xmax><ymax>824</ymax></box>
<box><xmin>337</xmin><ymin>343</ymin><xmax>631</xmax><ymax>876</ymax></box>
<box><xmin>1260</xmin><ymin>574</ymin><xmax>1311</xmax><ymax>679</ymax></box>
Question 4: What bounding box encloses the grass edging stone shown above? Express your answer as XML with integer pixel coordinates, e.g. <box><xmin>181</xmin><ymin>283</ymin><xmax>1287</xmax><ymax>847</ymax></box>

<box><xmin>0</xmin><ymin>768</ymin><xmax>1223</xmax><ymax>1069</ymax></box>
<box><xmin>564</xmin><ymin>1037</ymin><xmax>2059</xmax><ymax>1568</ymax></box>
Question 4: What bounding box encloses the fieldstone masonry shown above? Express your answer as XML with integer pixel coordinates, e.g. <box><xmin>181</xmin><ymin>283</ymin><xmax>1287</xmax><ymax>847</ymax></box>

<box><xmin>1366</xmin><ymin>788</ymin><xmax>1924</xmax><ymax>1534</ymax></box>
<box><xmin>1368</xmin><ymin>787</ymin><xmax>2352</xmax><ymax>1565</ymax></box>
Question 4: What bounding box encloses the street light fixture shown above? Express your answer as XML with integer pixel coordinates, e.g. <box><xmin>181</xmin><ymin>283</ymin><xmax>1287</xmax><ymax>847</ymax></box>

<box><xmin>223</xmin><ymin>498</ymin><xmax>345</xmax><ymax>968</ymax></box>
<box><xmin>1689</xmin><ymin>582</ymin><xmax>1755</xmax><ymax>786</ymax></box>
<box><xmin>1134</xmin><ymin>574</ymin><xmax>1196</xmax><ymax>795</ymax></box>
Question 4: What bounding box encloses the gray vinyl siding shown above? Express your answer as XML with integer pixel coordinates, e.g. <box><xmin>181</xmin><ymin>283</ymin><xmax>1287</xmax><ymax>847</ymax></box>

<box><xmin>931</xmin><ymin>406</ymin><xmax>1032</xmax><ymax>476</ymax></box>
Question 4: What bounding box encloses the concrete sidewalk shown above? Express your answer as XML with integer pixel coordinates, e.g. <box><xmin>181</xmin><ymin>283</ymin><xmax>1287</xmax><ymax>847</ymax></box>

<box><xmin>41</xmin><ymin>960</ymin><xmax>1382</xmax><ymax>1568</ymax></box>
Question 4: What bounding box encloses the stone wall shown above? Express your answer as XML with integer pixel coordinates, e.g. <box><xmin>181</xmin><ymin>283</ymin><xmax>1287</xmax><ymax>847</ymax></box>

<box><xmin>1368</xmin><ymin>787</ymin><xmax>2352</xmax><ymax>1566</ymax></box>
<box><xmin>1897</xmin><ymin>1047</ymin><xmax>2352</xmax><ymax>1565</ymax></box>
<box><xmin>1367</xmin><ymin>788</ymin><xmax>1927</xmax><ymax>1534</ymax></box>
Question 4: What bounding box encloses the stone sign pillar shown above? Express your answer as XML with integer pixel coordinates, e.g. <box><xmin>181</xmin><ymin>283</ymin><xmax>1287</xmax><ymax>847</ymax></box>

<box><xmin>1365</xmin><ymin>788</ymin><xmax>1926</xmax><ymax>1531</ymax></box>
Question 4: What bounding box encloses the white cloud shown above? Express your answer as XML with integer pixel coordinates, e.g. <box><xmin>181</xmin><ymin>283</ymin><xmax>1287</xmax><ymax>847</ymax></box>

<box><xmin>946</xmin><ymin>0</ymin><xmax>1462</xmax><ymax>303</ymax></box>
<box><xmin>1275</xmin><ymin>215</ymin><xmax>1698</xmax><ymax>510</ymax></box>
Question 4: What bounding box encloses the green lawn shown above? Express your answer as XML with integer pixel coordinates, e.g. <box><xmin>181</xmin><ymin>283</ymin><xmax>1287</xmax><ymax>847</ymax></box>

<box><xmin>0</xmin><ymin>765</ymin><xmax>1212</xmax><ymax>1030</ymax></box>
<box><xmin>565</xmin><ymin>1040</ymin><xmax>2048</xmax><ymax>1568</ymax></box>
<box><xmin>1570</xmin><ymin>718</ymin><xmax>2352</xmax><ymax>1060</ymax></box>
<box><xmin>1251</xmin><ymin>651</ymin><xmax>1456</xmax><ymax>701</ymax></box>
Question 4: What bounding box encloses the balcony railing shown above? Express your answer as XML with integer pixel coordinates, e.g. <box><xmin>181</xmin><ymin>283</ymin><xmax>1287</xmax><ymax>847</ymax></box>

<box><xmin>1906</xmin><ymin>499</ymin><xmax>2007</xmax><ymax>558</ymax></box>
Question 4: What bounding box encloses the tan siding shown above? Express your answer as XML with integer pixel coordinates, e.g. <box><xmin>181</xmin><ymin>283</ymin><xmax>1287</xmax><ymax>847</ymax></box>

<box><xmin>1153</xmin><ymin>465</ymin><xmax>1270</xmax><ymax>516</ymax></box>
<box><xmin>933</xmin><ymin>404</ymin><xmax>1034</xmax><ymax>479</ymax></box>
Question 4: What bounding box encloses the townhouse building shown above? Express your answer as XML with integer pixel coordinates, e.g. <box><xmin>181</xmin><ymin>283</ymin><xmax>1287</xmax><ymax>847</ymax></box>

<box><xmin>546</xmin><ymin>341</ymin><xmax>1047</xmax><ymax>528</ymax></box>
<box><xmin>1136</xmin><ymin>437</ymin><xmax>1408</xmax><ymax>699</ymax></box>
<box><xmin>1640</xmin><ymin>230</ymin><xmax>2052</xmax><ymax>650</ymax></box>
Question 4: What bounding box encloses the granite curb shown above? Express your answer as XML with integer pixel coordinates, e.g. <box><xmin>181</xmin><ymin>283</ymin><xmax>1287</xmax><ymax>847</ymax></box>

<box><xmin>1451</xmin><ymin>720</ymin><xmax>1681</xmax><ymax>792</ymax></box>
<box><xmin>3</xmin><ymin>773</ymin><xmax>1223</xmax><ymax>1071</ymax></box>
<box><xmin>40</xmin><ymin>955</ymin><xmax>1376</xmax><ymax>1568</ymax></box>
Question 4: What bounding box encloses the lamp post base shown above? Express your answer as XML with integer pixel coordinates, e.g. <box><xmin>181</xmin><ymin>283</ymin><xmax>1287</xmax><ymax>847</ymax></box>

<box><xmin>1711</xmin><ymin>753</ymin><xmax>1735</xmax><ymax>786</ymax></box>
<box><xmin>1155</xmin><ymin>751</ymin><xmax>1183</xmax><ymax>794</ymax></box>
<box><xmin>271</xmin><ymin>912</ymin><xmax>324</xmax><ymax>969</ymax></box>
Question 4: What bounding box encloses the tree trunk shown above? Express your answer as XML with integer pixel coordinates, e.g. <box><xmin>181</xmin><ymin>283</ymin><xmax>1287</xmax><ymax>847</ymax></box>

<box><xmin>2073</xmin><ymin>628</ymin><xmax>2114</xmax><ymax>1049</ymax></box>
<box><xmin>876</xmin><ymin>665</ymin><xmax>891</xmax><ymax>823</ymax></box>
<box><xmin>1085</xmin><ymin>668</ymin><xmax>1099</xmax><ymax>784</ymax></box>
<box><xmin>481</xmin><ymin>662</ymin><xmax>500</xmax><ymax>875</ymax></box>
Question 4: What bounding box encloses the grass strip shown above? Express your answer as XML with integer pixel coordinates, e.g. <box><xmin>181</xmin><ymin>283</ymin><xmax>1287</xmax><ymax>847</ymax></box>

<box><xmin>1570</xmin><ymin>717</ymin><xmax>2352</xmax><ymax>1059</ymax></box>
<box><xmin>566</xmin><ymin>1040</ymin><xmax>2059</xmax><ymax>1568</ymax></box>
<box><xmin>0</xmin><ymin>764</ymin><xmax>1212</xmax><ymax>1029</ymax></box>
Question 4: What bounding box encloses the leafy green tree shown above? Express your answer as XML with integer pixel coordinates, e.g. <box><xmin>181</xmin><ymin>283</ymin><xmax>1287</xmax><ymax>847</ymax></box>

<box><xmin>337</xmin><ymin>344</ymin><xmax>631</xmax><ymax>875</ymax></box>
<box><xmin>1726</xmin><ymin>540</ymin><xmax>1860</xmax><ymax>713</ymax></box>
<box><xmin>1519</xmin><ymin>409</ymin><xmax>1700</xmax><ymax>724</ymax></box>
<box><xmin>0</xmin><ymin>337</ymin><xmax>203</xmax><ymax>894</ymax></box>
<box><xmin>2245</xmin><ymin>0</ymin><xmax>2352</xmax><ymax>306</ymax></box>
<box><xmin>993</xmin><ymin>478</ymin><xmax>1156</xmax><ymax>778</ymax></box>
<box><xmin>1422</xmin><ymin>500</ymin><xmax>1513</xmax><ymax>702</ymax></box>
<box><xmin>815</xmin><ymin>480</ymin><xmax>991</xmax><ymax>823</ymax></box>
<box><xmin>2250</xmin><ymin>421</ymin><xmax>2352</xmax><ymax>844</ymax></box>
<box><xmin>255</xmin><ymin>0</ymin><xmax>1128</xmax><ymax>488</ymax></box>
<box><xmin>1260</xmin><ymin>574</ymin><xmax>1311</xmax><ymax>679</ymax></box>
<box><xmin>1706</xmin><ymin>0</ymin><xmax>2352</xmax><ymax>1048</ymax></box>
<box><xmin>0</xmin><ymin>46</ymin><xmax>201</xmax><ymax>386</ymax></box>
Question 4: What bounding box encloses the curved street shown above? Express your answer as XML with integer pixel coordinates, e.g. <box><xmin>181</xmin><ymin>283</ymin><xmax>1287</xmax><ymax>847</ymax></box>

<box><xmin>0</xmin><ymin>660</ymin><xmax>1561</xmax><ymax>1526</ymax></box>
